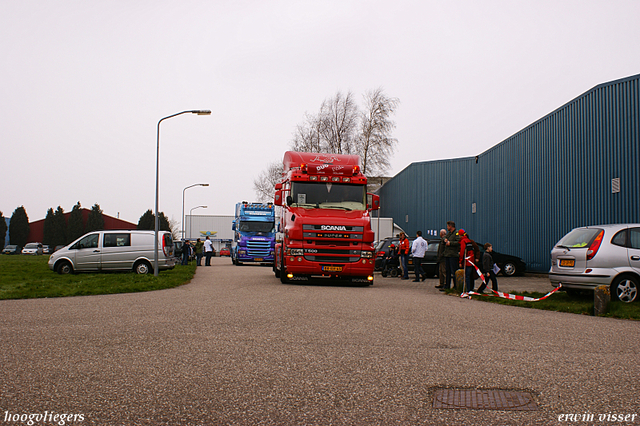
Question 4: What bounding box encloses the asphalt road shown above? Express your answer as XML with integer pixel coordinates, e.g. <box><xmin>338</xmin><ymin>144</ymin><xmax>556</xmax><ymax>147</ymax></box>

<box><xmin>1</xmin><ymin>258</ymin><xmax>639</xmax><ymax>426</ymax></box>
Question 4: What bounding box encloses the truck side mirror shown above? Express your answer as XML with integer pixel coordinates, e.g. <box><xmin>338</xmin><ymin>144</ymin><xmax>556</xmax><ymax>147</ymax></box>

<box><xmin>232</xmin><ymin>220</ymin><xmax>236</xmax><ymax>231</ymax></box>
<box><xmin>286</xmin><ymin>195</ymin><xmax>293</xmax><ymax>206</ymax></box>
<box><xmin>274</xmin><ymin>190</ymin><xmax>283</xmax><ymax>206</ymax></box>
<box><xmin>367</xmin><ymin>193</ymin><xmax>380</xmax><ymax>211</ymax></box>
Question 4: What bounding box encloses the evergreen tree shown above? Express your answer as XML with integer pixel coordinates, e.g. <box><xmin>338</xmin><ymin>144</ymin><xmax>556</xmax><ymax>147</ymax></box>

<box><xmin>42</xmin><ymin>208</ymin><xmax>56</xmax><ymax>247</ymax></box>
<box><xmin>9</xmin><ymin>206</ymin><xmax>30</xmax><ymax>247</ymax></box>
<box><xmin>138</xmin><ymin>210</ymin><xmax>171</xmax><ymax>231</ymax></box>
<box><xmin>138</xmin><ymin>210</ymin><xmax>155</xmax><ymax>230</ymax></box>
<box><xmin>52</xmin><ymin>206</ymin><xmax>67</xmax><ymax>247</ymax></box>
<box><xmin>0</xmin><ymin>211</ymin><xmax>7</xmax><ymax>250</ymax></box>
<box><xmin>67</xmin><ymin>202</ymin><xmax>85</xmax><ymax>243</ymax></box>
<box><xmin>86</xmin><ymin>204</ymin><xmax>105</xmax><ymax>232</ymax></box>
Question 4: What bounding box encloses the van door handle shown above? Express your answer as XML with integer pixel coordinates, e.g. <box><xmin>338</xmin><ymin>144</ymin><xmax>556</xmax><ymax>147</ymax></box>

<box><xmin>631</xmin><ymin>256</ymin><xmax>640</xmax><ymax>261</ymax></box>
<box><xmin>93</xmin><ymin>250</ymin><xmax>101</xmax><ymax>253</ymax></box>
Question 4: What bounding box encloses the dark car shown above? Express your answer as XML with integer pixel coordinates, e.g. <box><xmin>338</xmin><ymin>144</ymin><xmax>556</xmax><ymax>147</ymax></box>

<box><xmin>375</xmin><ymin>237</ymin><xmax>441</xmax><ymax>277</ymax></box>
<box><xmin>479</xmin><ymin>244</ymin><xmax>526</xmax><ymax>276</ymax></box>
<box><xmin>2</xmin><ymin>245</ymin><xmax>21</xmax><ymax>255</ymax></box>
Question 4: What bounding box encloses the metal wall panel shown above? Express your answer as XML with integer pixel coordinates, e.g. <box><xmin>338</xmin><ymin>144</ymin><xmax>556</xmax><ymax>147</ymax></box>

<box><xmin>379</xmin><ymin>74</ymin><xmax>640</xmax><ymax>272</ymax></box>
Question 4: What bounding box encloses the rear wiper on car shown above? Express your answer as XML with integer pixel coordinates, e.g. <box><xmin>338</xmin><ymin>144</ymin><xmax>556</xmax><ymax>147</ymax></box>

<box><xmin>557</xmin><ymin>245</ymin><xmax>571</xmax><ymax>251</ymax></box>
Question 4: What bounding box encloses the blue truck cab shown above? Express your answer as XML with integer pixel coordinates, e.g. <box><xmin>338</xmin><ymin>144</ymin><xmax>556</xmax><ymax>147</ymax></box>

<box><xmin>231</xmin><ymin>202</ymin><xmax>276</xmax><ymax>265</ymax></box>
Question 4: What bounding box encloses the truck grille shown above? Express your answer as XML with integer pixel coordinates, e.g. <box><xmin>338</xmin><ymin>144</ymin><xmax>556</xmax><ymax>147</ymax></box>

<box><xmin>247</xmin><ymin>240</ymin><xmax>272</xmax><ymax>257</ymax></box>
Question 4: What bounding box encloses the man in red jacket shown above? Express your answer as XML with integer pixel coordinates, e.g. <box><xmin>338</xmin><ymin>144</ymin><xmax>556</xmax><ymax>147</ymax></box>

<box><xmin>458</xmin><ymin>229</ymin><xmax>480</xmax><ymax>296</ymax></box>
<box><xmin>398</xmin><ymin>232</ymin><xmax>411</xmax><ymax>280</ymax></box>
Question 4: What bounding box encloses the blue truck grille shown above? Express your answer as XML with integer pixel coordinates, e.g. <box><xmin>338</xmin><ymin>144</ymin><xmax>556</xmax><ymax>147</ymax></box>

<box><xmin>247</xmin><ymin>241</ymin><xmax>272</xmax><ymax>257</ymax></box>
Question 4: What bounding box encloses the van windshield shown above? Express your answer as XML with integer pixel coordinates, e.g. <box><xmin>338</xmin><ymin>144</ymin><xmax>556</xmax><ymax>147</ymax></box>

<box><xmin>557</xmin><ymin>228</ymin><xmax>602</xmax><ymax>248</ymax></box>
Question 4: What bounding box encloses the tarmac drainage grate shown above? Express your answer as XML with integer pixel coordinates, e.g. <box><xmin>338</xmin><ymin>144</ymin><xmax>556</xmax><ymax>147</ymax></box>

<box><xmin>433</xmin><ymin>388</ymin><xmax>538</xmax><ymax>411</ymax></box>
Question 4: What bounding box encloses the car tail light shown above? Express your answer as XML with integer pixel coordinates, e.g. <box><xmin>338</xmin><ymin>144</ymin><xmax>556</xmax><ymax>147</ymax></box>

<box><xmin>586</xmin><ymin>230</ymin><xmax>604</xmax><ymax>261</ymax></box>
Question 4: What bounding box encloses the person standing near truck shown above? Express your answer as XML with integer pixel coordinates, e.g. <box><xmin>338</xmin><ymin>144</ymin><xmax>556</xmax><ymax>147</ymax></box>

<box><xmin>204</xmin><ymin>236</ymin><xmax>213</xmax><ymax>266</ymax></box>
<box><xmin>411</xmin><ymin>231</ymin><xmax>427</xmax><ymax>282</ymax></box>
<box><xmin>442</xmin><ymin>221</ymin><xmax>461</xmax><ymax>290</ymax></box>
<box><xmin>194</xmin><ymin>238</ymin><xmax>204</xmax><ymax>266</ymax></box>
<box><xmin>398</xmin><ymin>232</ymin><xmax>411</xmax><ymax>280</ymax></box>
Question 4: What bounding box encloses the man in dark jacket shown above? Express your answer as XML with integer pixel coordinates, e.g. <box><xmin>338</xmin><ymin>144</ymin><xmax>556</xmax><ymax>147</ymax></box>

<box><xmin>435</xmin><ymin>229</ymin><xmax>447</xmax><ymax>288</ymax></box>
<box><xmin>442</xmin><ymin>221</ymin><xmax>461</xmax><ymax>290</ymax></box>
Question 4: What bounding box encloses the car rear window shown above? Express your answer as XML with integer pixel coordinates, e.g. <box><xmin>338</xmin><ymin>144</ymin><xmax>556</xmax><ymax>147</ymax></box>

<box><xmin>557</xmin><ymin>228</ymin><xmax>602</xmax><ymax>248</ymax></box>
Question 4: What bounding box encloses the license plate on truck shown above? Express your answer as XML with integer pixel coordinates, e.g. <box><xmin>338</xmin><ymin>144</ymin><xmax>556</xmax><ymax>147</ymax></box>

<box><xmin>322</xmin><ymin>266</ymin><xmax>343</xmax><ymax>272</ymax></box>
<box><xmin>254</xmin><ymin>258</ymin><xmax>263</xmax><ymax>261</ymax></box>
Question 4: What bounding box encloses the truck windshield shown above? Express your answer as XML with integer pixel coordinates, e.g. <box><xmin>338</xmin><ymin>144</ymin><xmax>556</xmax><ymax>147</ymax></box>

<box><xmin>239</xmin><ymin>221</ymin><xmax>275</xmax><ymax>233</ymax></box>
<box><xmin>291</xmin><ymin>182</ymin><xmax>366</xmax><ymax>211</ymax></box>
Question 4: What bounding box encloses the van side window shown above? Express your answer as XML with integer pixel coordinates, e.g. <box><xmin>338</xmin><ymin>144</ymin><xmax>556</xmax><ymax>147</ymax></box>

<box><xmin>104</xmin><ymin>233</ymin><xmax>131</xmax><ymax>248</ymax></box>
<box><xmin>630</xmin><ymin>228</ymin><xmax>640</xmax><ymax>250</ymax></box>
<box><xmin>73</xmin><ymin>234</ymin><xmax>99</xmax><ymax>250</ymax></box>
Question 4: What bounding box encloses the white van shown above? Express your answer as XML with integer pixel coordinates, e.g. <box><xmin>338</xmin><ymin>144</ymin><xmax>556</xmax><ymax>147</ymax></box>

<box><xmin>48</xmin><ymin>230</ymin><xmax>175</xmax><ymax>274</ymax></box>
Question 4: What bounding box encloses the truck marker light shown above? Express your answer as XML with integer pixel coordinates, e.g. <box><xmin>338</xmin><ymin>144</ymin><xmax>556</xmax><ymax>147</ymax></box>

<box><xmin>310</xmin><ymin>176</ymin><xmax>318</xmax><ymax>181</ymax></box>
<box><xmin>367</xmin><ymin>275</ymin><xmax>374</xmax><ymax>281</ymax></box>
<box><xmin>298</xmin><ymin>257</ymin><xmax>302</xmax><ymax>262</ymax></box>
<box><xmin>287</xmin><ymin>273</ymin><xmax>294</xmax><ymax>279</ymax></box>
<box><xmin>290</xmin><ymin>257</ymin><xmax>295</xmax><ymax>262</ymax></box>
<box><xmin>321</xmin><ymin>176</ymin><xmax>329</xmax><ymax>181</ymax></box>
<box><xmin>332</xmin><ymin>177</ymin><xmax>340</xmax><ymax>182</ymax></box>
<box><xmin>343</xmin><ymin>178</ymin><xmax>351</xmax><ymax>182</ymax></box>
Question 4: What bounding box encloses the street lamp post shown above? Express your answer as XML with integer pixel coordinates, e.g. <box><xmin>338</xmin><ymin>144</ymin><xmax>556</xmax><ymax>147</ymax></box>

<box><xmin>182</xmin><ymin>184</ymin><xmax>209</xmax><ymax>241</ymax></box>
<box><xmin>188</xmin><ymin>205</ymin><xmax>207</xmax><ymax>240</ymax></box>
<box><xmin>155</xmin><ymin>110</ymin><xmax>211</xmax><ymax>276</ymax></box>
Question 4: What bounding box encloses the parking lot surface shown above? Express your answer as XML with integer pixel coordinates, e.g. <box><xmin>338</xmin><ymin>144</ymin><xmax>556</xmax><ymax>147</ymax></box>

<box><xmin>1</xmin><ymin>258</ymin><xmax>639</xmax><ymax>425</ymax></box>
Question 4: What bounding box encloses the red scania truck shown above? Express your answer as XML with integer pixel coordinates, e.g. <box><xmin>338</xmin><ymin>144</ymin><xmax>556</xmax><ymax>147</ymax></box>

<box><xmin>273</xmin><ymin>151</ymin><xmax>380</xmax><ymax>284</ymax></box>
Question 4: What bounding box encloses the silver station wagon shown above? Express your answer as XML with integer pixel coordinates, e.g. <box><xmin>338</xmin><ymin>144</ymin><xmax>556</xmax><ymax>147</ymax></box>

<box><xmin>549</xmin><ymin>224</ymin><xmax>640</xmax><ymax>303</ymax></box>
<box><xmin>48</xmin><ymin>230</ymin><xmax>175</xmax><ymax>275</ymax></box>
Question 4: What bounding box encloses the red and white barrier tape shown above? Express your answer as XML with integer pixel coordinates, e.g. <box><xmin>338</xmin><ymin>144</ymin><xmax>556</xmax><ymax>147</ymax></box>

<box><xmin>462</xmin><ymin>255</ymin><xmax>563</xmax><ymax>301</ymax></box>
<box><xmin>468</xmin><ymin>283</ymin><xmax>563</xmax><ymax>301</ymax></box>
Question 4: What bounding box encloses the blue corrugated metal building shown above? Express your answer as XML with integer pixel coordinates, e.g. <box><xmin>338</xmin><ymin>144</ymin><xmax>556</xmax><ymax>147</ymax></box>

<box><xmin>378</xmin><ymin>73</ymin><xmax>640</xmax><ymax>272</ymax></box>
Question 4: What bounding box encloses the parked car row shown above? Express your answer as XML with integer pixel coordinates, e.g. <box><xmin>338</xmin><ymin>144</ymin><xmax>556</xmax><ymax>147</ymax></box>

<box><xmin>2</xmin><ymin>243</ymin><xmax>57</xmax><ymax>255</ymax></box>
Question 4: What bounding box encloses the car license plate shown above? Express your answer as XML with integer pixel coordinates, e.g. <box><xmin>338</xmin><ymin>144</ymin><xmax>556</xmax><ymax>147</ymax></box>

<box><xmin>322</xmin><ymin>266</ymin><xmax>343</xmax><ymax>272</ymax></box>
<box><xmin>559</xmin><ymin>259</ymin><xmax>575</xmax><ymax>267</ymax></box>
<box><xmin>254</xmin><ymin>258</ymin><xmax>263</xmax><ymax>261</ymax></box>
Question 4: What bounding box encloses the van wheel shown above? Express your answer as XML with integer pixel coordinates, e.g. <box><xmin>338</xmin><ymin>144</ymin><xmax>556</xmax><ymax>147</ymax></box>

<box><xmin>611</xmin><ymin>276</ymin><xmax>638</xmax><ymax>303</ymax></box>
<box><xmin>57</xmin><ymin>261</ymin><xmax>73</xmax><ymax>275</ymax></box>
<box><xmin>134</xmin><ymin>261</ymin><xmax>151</xmax><ymax>275</ymax></box>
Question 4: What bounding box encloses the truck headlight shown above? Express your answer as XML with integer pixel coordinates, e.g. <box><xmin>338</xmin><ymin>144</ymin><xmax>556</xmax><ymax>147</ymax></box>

<box><xmin>361</xmin><ymin>251</ymin><xmax>374</xmax><ymax>258</ymax></box>
<box><xmin>238</xmin><ymin>250</ymin><xmax>246</xmax><ymax>255</ymax></box>
<box><xmin>287</xmin><ymin>248</ymin><xmax>304</xmax><ymax>256</ymax></box>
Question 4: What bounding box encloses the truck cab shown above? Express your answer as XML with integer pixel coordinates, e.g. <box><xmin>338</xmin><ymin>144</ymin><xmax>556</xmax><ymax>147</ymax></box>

<box><xmin>231</xmin><ymin>202</ymin><xmax>276</xmax><ymax>265</ymax></box>
<box><xmin>273</xmin><ymin>151</ymin><xmax>380</xmax><ymax>284</ymax></box>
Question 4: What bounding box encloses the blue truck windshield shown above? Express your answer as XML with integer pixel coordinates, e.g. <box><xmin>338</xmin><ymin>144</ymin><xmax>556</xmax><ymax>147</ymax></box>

<box><xmin>291</xmin><ymin>182</ymin><xmax>366</xmax><ymax>211</ymax></box>
<box><xmin>239</xmin><ymin>221</ymin><xmax>275</xmax><ymax>234</ymax></box>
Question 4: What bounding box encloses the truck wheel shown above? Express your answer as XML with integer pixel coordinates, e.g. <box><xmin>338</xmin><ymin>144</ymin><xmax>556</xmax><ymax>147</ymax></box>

<box><xmin>280</xmin><ymin>257</ymin><xmax>290</xmax><ymax>284</ymax></box>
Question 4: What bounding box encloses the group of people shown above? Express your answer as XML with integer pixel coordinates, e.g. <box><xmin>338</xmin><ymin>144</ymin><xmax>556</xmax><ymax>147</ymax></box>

<box><xmin>381</xmin><ymin>221</ymin><xmax>499</xmax><ymax>296</ymax></box>
<box><xmin>181</xmin><ymin>236</ymin><xmax>215</xmax><ymax>266</ymax></box>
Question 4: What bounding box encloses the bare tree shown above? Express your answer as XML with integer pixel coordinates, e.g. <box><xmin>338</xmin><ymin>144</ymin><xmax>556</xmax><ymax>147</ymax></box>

<box><xmin>253</xmin><ymin>88</ymin><xmax>399</xmax><ymax>200</ymax></box>
<box><xmin>357</xmin><ymin>88</ymin><xmax>399</xmax><ymax>176</ymax></box>
<box><xmin>253</xmin><ymin>161</ymin><xmax>283</xmax><ymax>203</ymax></box>
<box><xmin>318</xmin><ymin>91</ymin><xmax>359</xmax><ymax>155</ymax></box>
<box><xmin>291</xmin><ymin>113</ymin><xmax>323</xmax><ymax>153</ymax></box>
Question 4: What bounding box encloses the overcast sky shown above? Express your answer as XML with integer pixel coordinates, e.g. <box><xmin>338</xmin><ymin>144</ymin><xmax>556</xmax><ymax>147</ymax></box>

<box><xmin>2</xmin><ymin>0</ymin><xmax>639</xmax><ymax>229</ymax></box>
